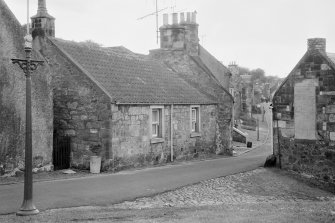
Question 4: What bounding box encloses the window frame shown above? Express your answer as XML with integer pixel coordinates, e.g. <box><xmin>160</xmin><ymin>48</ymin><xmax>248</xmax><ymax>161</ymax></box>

<box><xmin>150</xmin><ymin>106</ymin><xmax>165</xmax><ymax>143</ymax></box>
<box><xmin>190</xmin><ymin>105</ymin><xmax>201</xmax><ymax>137</ymax></box>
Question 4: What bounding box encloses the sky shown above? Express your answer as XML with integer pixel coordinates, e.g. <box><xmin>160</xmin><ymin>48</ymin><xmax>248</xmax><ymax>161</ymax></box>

<box><xmin>5</xmin><ymin>0</ymin><xmax>335</xmax><ymax>78</ymax></box>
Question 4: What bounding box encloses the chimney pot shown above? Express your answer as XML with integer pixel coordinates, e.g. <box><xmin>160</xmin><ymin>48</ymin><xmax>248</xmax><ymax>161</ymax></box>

<box><xmin>191</xmin><ymin>11</ymin><xmax>197</xmax><ymax>23</ymax></box>
<box><xmin>308</xmin><ymin>38</ymin><xmax>326</xmax><ymax>52</ymax></box>
<box><xmin>186</xmin><ymin>12</ymin><xmax>191</xmax><ymax>23</ymax></box>
<box><xmin>172</xmin><ymin>13</ymin><xmax>178</xmax><ymax>25</ymax></box>
<box><xmin>163</xmin><ymin>13</ymin><xmax>168</xmax><ymax>25</ymax></box>
<box><xmin>180</xmin><ymin>13</ymin><xmax>185</xmax><ymax>23</ymax></box>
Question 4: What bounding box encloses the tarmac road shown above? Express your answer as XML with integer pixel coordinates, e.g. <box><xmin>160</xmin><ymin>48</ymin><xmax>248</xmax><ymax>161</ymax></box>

<box><xmin>0</xmin><ymin>141</ymin><xmax>272</xmax><ymax>215</ymax></box>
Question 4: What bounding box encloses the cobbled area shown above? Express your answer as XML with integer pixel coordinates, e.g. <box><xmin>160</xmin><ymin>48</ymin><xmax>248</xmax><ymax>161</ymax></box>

<box><xmin>113</xmin><ymin>168</ymin><xmax>335</xmax><ymax>210</ymax></box>
<box><xmin>1</xmin><ymin>168</ymin><xmax>334</xmax><ymax>223</ymax></box>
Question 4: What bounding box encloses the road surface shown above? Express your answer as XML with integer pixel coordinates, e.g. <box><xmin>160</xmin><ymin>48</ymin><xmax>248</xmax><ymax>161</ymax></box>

<box><xmin>0</xmin><ymin>140</ymin><xmax>271</xmax><ymax>215</ymax></box>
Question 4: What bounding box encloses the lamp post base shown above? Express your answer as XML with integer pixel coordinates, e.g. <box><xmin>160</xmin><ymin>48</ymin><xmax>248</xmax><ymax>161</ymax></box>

<box><xmin>16</xmin><ymin>200</ymin><xmax>39</xmax><ymax>216</ymax></box>
<box><xmin>16</xmin><ymin>209</ymin><xmax>39</xmax><ymax>216</ymax></box>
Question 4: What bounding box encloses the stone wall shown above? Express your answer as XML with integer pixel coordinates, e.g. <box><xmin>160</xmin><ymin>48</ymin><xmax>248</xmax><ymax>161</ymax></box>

<box><xmin>0</xmin><ymin>0</ymin><xmax>53</xmax><ymax>174</ymax></box>
<box><xmin>111</xmin><ymin>104</ymin><xmax>217</xmax><ymax>170</ymax></box>
<box><xmin>273</xmin><ymin>51</ymin><xmax>335</xmax><ymax>187</ymax></box>
<box><xmin>149</xmin><ymin>50</ymin><xmax>233</xmax><ymax>155</ymax></box>
<box><xmin>35</xmin><ymin>36</ymin><xmax>112</xmax><ymax>170</ymax></box>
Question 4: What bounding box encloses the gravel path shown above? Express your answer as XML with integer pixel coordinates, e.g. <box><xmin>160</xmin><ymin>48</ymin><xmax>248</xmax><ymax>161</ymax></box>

<box><xmin>112</xmin><ymin>168</ymin><xmax>334</xmax><ymax>209</ymax></box>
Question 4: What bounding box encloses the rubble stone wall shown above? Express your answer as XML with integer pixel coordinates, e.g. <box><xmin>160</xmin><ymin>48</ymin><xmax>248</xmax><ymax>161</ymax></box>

<box><xmin>40</xmin><ymin>37</ymin><xmax>112</xmax><ymax>170</ymax></box>
<box><xmin>273</xmin><ymin>52</ymin><xmax>335</xmax><ymax>186</ymax></box>
<box><xmin>111</xmin><ymin>104</ymin><xmax>217</xmax><ymax>170</ymax></box>
<box><xmin>0</xmin><ymin>0</ymin><xmax>53</xmax><ymax>174</ymax></box>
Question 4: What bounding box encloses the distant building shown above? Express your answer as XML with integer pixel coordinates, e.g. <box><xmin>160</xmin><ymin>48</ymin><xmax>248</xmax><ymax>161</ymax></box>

<box><xmin>273</xmin><ymin>38</ymin><xmax>335</xmax><ymax>188</ymax></box>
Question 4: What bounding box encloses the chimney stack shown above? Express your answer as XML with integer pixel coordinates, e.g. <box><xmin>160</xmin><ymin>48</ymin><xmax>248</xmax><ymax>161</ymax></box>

<box><xmin>159</xmin><ymin>11</ymin><xmax>199</xmax><ymax>56</ymax></box>
<box><xmin>308</xmin><ymin>38</ymin><xmax>326</xmax><ymax>52</ymax></box>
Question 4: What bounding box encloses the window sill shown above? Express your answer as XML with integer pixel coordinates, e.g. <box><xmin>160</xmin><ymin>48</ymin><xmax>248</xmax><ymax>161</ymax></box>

<box><xmin>151</xmin><ymin>138</ymin><xmax>165</xmax><ymax>144</ymax></box>
<box><xmin>190</xmin><ymin>132</ymin><xmax>201</xmax><ymax>138</ymax></box>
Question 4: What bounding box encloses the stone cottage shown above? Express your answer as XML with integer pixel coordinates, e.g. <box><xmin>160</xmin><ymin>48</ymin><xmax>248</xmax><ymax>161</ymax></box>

<box><xmin>0</xmin><ymin>0</ymin><xmax>53</xmax><ymax>174</ymax></box>
<box><xmin>27</xmin><ymin>1</ymin><xmax>234</xmax><ymax>170</ymax></box>
<box><xmin>149</xmin><ymin>12</ymin><xmax>234</xmax><ymax>155</ymax></box>
<box><xmin>273</xmin><ymin>38</ymin><xmax>335</xmax><ymax>187</ymax></box>
<box><xmin>0</xmin><ymin>0</ymin><xmax>234</xmax><ymax>172</ymax></box>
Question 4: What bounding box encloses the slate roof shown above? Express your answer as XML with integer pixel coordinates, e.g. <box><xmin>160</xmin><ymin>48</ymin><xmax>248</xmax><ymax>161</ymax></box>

<box><xmin>50</xmin><ymin>38</ymin><xmax>216</xmax><ymax>105</ymax></box>
<box><xmin>198</xmin><ymin>45</ymin><xmax>231</xmax><ymax>90</ymax></box>
<box><xmin>327</xmin><ymin>53</ymin><xmax>335</xmax><ymax>67</ymax></box>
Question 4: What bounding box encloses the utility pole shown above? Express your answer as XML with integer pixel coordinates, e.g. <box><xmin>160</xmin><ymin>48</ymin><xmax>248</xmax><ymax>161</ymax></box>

<box><xmin>12</xmin><ymin>0</ymin><xmax>44</xmax><ymax>216</ymax></box>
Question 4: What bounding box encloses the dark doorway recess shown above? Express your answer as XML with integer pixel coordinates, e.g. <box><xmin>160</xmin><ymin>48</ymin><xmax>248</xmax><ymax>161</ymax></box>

<box><xmin>53</xmin><ymin>136</ymin><xmax>71</xmax><ymax>170</ymax></box>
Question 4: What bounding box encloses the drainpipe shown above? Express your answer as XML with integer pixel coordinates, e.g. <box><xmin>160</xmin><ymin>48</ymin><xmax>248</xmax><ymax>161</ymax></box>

<box><xmin>111</xmin><ymin>103</ymin><xmax>115</xmax><ymax>173</ymax></box>
<box><xmin>170</xmin><ymin>104</ymin><xmax>174</xmax><ymax>162</ymax></box>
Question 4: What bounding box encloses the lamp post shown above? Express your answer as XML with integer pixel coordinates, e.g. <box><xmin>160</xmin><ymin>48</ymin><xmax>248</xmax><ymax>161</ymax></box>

<box><xmin>12</xmin><ymin>35</ymin><xmax>44</xmax><ymax>216</ymax></box>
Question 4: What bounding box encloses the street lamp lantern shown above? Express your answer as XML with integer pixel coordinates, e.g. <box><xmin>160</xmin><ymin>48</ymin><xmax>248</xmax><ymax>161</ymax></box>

<box><xmin>12</xmin><ymin>35</ymin><xmax>44</xmax><ymax>216</ymax></box>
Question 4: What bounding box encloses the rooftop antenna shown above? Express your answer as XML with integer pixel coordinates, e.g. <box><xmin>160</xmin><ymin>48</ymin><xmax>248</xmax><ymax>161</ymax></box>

<box><xmin>137</xmin><ymin>0</ymin><xmax>175</xmax><ymax>45</ymax></box>
<box><xmin>155</xmin><ymin>0</ymin><xmax>159</xmax><ymax>44</ymax></box>
<box><xmin>26</xmin><ymin>0</ymin><xmax>30</xmax><ymax>34</ymax></box>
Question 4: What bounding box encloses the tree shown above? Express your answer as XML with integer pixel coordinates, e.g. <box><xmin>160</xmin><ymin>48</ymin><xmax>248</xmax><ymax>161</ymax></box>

<box><xmin>250</xmin><ymin>68</ymin><xmax>266</xmax><ymax>83</ymax></box>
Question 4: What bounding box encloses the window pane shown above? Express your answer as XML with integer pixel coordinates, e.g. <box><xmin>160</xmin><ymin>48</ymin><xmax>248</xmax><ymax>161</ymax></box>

<box><xmin>192</xmin><ymin>109</ymin><xmax>196</xmax><ymax>120</ymax></box>
<box><xmin>152</xmin><ymin>108</ymin><xmax>162</xmax><ymax>138</ymax></box>
<box><xmin>152</xmin><ymin>124</ymin><xmax>157</xmax><ymax>136</ymax></box>
<box><xmin>152</xmin><ymin>110</ymin><xmax>158</xmax><ymax>122</ymax></box>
